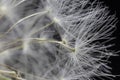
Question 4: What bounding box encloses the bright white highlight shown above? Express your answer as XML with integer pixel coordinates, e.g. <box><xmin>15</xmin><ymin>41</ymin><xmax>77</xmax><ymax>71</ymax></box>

<box><xmin>0</xmin><ymin>6</ymin><xmax>7</xmax><ymax>12</ymax></box>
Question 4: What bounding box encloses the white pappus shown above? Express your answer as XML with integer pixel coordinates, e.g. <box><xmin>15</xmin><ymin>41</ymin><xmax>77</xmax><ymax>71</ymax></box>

<box><xmin>0</xmin><ymin>0</ymin><xmax>118</xmax><ymax>80</ymax></box>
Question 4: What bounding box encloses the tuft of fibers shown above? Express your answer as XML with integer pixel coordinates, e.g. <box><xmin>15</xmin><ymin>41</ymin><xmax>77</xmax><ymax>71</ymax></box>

<box><xmin>0</xmin><ymin>0</ymin><xmax>118</xmax><ymax>80</ymax></box>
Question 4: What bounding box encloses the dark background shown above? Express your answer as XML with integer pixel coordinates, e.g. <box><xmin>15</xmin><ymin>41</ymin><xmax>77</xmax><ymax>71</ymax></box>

<box><xmin>102</xmin><ymin>0</ymin><xmax>120</xmax><ymax>80</ymax></box>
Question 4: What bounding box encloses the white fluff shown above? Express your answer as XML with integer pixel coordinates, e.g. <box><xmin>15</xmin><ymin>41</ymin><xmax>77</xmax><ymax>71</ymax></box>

<box><xmin>0</xmin><ymin>0</ymin><xmax>118</xmax><ymax>80</ymax></box>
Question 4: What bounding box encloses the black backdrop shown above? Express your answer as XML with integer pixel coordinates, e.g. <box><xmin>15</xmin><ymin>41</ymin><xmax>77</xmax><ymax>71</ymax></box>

<box><xmin>103</xmin><ymin>0</ymin><xmax>120</xmax><ymax>80</ymax></box>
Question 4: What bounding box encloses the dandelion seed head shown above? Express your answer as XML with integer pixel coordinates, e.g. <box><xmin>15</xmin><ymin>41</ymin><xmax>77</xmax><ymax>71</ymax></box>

<box><xmin>0</xmin><ymin>0</ymin><xmax>118</xmax><ymax>80</ymax></box>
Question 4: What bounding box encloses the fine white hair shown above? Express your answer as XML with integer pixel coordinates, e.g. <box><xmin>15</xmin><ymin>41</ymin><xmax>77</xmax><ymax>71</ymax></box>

<box><xmin>0</xmin><ymin>0</ymin><xmax>118</xmax><ymax>80</ymax></box>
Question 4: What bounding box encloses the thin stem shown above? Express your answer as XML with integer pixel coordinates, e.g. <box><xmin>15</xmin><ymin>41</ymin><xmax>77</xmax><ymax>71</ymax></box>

<box><xmin>0</xmin><ymin>11</ymin><xmax>48</xmax><ymax>38</ymax></box>
<box><xmin>0</xmin><ymin>64</ymin><xmax>50</xmax><ymax>80</ymax></box>
<box><xmin>30</xmin><ymin>21</ymin><xmax>55</xmax><ymax>36</ymax></box>
<box><xmin>0</xmin><ymin>70</ymin><xmax>15</xmax><ymax>75</ymax></box>
<box><xmin>0</xmin><ymin>64</ymin><xmax>22</xmax><ymax>80</ymax></box>
<box><xmin>0</xmin><ymin>74</ymin><xmax>11</xmax><ymax>80</ymax></box>
<box><xmin>0</xmin><ymin>64</ymin><xmax>17</xmax><ymax>73</ymax></box>
<box><xmin>0</xmin><ymin>44</ymin><xmax>23</xmax><ymax>54</ymax></box>
<box><xmin>22</xmin><ymin>38</ymin><xmax>75</xmax><ymax>51</ymax></box>
<box><xmin>14</xmin><ymin>0</ymin><xmax>26</xmax><ymax>7</ymax></box>
<box><xmin>0</xmin><ymin>37</ymin><xmax>75</xmax><ymax>54</ymax></box>
<box><xmin>0</xmin><ymin>70</ymin><xmax>21</xmax><ymax>80</ymax></box>
<box><xmin>0</xmin><ymin>69</ymin><xmax>23</xmax><ymax>80</ymax></box>
<box><xmin>6</xmin><ymin>11</ymin><xmax>48</xmax><ymax>34</ymax></box>
<box><xmin>34</xmin><ymin>38</ymin><xmax>75</xmax><ymax>51</ymax></box>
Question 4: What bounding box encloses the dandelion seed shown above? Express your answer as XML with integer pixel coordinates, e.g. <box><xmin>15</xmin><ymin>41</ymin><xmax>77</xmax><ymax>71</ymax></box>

<box><xmin>0</xmin><ymin>0</ymin><xmax>118</xmax><ymax>80</ymax></box>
